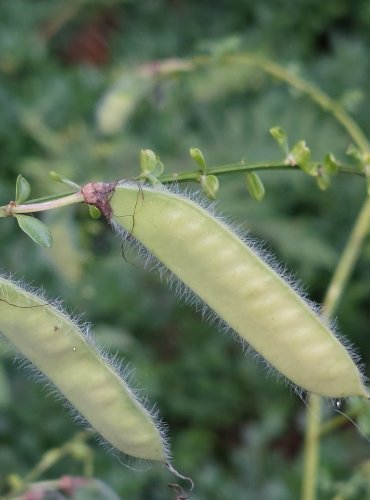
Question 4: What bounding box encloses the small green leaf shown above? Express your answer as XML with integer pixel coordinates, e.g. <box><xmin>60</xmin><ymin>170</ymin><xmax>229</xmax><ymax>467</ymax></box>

<box><xmin>49</xmin><ymin>171</ymin><xmax>80</xmax><ymax>190</ymax></box>
<box><xmin>88</xmin><ymin>205</ymin><xmax>102</xmax><ymax>219</ymax></box>
<box><xmin>151</xmin><ymin>159</ymin><xmax>164</xmax><ymax>178</ymax></box>
<box><xmin>346</xmin><ymin>144</ymin><xmax>362</xmax><ymax>162</ymax></box>
<box><xmin>245</xmin><ymin>172</ymin><xmax>265</xmax><ymax>201</ymax></box>
<box><xmin>15</xmin><ymin>175</ymin><xmax>31</xmax><ymax>204</ymax></box>
<box><xmin>139</xmin><ymin>150</ymin><xmax>164</xmax><ymax>182</ymax></box>
<box><xmin>200</xmin><ymin>175</ymin><xmax>219</xmax><ymax>199</ymax></box>
<box><xmin>139</xmin><ymin>149</ymin><xmax>157</xmax><ymax>175</ymax></box>
<box><xmin>316</xmin><ymin>173</ymin><xmax>331</xmax><ymax>191</ymax></box>
<box><xmin>189</xmin><ymin>148</ymin><xmax>207</xmax><ymax>171</ymax></box>
<box><xmin>288</xmin><ymin>140</ymin><xmax>311</xmax><ymax>166</ymax></box>
<box><xmin>323</xmin><ymin>153</ymin><xmax>338</xmax><ymax>175</ymax></box>
<box><xmin>287</xmin><ymin>141</ymin><xmax>317</xmax><ymax>175</ymax></box>
<box><xmin>270</xmin><ymin>126</ymin><xmax>289</xmax><ymax>155</ymax></box>
<box><xmin>301</xmin><ymin>162</ymin><xmax>319</xmax><ymax>176</ymax></box>
<box><xmin>49</xmin><ymin>171</ymin><xmax>63</xmax><ymax>182</ymax></box>
<box><xmin>16</xmin><ymin>215</ymin><xmax>52</xmax><ymax>248</ymax></box>
<box><xmin>270</xmin><ymin>126</ymin><xmax>286</xmax><ymax>145</ymax></box>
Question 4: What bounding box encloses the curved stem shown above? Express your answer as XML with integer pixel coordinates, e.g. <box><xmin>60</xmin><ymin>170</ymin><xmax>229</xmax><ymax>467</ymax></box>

<box><xmin>221</xmin><ymin>54</ymin><xmax>370</xmax><ymax>153</ymax></box>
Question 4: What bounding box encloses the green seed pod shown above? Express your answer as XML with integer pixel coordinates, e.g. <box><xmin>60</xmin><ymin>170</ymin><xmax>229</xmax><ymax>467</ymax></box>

<box><xmin>0</xmin><ymin>275</ymin><xmax>168</xmax><ymax>462</ymax></box>
<box><xmin>105</xmin><ymin>182</ymin><xmax>368</xmax><ymax>399</ymax></box>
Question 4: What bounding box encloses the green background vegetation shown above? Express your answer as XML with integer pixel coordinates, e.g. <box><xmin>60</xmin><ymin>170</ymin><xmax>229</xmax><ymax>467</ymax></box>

<box><xmin>0</xmin><ymin>1</ymin><xmax>370</xmax><ymax>498</ymax></box>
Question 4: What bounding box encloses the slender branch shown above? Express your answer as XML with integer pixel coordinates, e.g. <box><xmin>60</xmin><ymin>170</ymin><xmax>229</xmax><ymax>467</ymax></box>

<box><xmin>0</xmin><ymin>191</ymin><xmax>84</xmax><ymax>217</ymax></box>
<box><xmin>322</xmin><ymin>198</ymin><xmax>370</xmax><ymax>314</ymax></box>
<box><xmin>26</xmin><ymin>190</ymin><xmax>78</xmax><ymax>205</ymax></box>
<box><xmin>301</xmin><ymin>394</ymin><xmax>322</xmax><ymax>500</ymax></box>
<box><xmin>158</xmin><ymin>160</ymin><xmax>363</xmax><ymax>184</ymax></box>
<box><xmin>220</xmin><ymin>54</ymin><xmax>370</xmax><ymax>153</ymax></box>
<box><xmin>0</xmin><ymin>159</ymin><xmax>362</xmax><ymax>218</ymax></box>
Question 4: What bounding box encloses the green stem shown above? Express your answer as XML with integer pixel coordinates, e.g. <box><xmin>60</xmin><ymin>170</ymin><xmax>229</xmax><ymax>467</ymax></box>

<box><xmin>158</xmin><ymin>160</ymin><xmax>362</xmax><ymax>184</ymax></box>
<box><xmin>221</xmin><ymin>54</ymin><xmax>370</xmax><ymax>153</ymax></box>
<box><xmin>301</xmin><ymin>394</ymin><xmax>322</xmax><ymax>500</ymax></box>
<box><xmin>159</xmin><ymin>161</ymin><xmax>288</xmax><ymax>183</ymax></box>
<box><xmin>0</xmin><ymin>160</ymin><xmax>361</xmax><ymax>218</ymax></box>
<box><xmin>323</xmin><ymin>198</ymin><xmax>370</xmax><ymax>315</ymax></box>
<box><xmin>26</xmin><ymin>190</ymin><xmax>78</xmax><ymax>204</ymax></box>
<box><xmin>0</xmin><ymin>191</ymin><xmax>84</xmax><ymax>217</ymax></box>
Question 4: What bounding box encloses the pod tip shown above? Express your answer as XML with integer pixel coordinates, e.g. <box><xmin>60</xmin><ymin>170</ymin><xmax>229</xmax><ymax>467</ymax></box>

<box><xmin>166</xmin><ymin>462</ymin><xmax>194</xmax><ymax>499</ymax></box>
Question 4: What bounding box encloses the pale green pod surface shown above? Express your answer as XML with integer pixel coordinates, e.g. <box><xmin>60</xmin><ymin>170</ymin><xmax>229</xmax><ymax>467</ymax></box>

<box><xmin>110</xmin><ymin>183</ymin><xmax>368</xmax><ymax>399</ymax></box>
<box><xmin>0</xmin><ymin>276</ymin><xmax>167</xmax><ymax>462</ymax></box>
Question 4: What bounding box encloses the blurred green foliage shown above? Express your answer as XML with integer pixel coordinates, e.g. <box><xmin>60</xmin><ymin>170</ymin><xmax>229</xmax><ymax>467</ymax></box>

<box><xmin>0</xmin><ymin>1</ymin><xmax>370</xmax><ymax>499</ymax></box>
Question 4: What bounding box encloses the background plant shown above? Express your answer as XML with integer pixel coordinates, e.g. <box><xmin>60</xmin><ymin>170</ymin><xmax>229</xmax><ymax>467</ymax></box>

<box><xmin>1</xmin><ymin>1</ymin><xmax>370</xmax><ymax>499</ymax></box>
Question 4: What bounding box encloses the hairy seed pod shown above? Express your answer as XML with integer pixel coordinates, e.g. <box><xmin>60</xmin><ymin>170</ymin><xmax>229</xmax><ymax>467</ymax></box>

<box><xmin>106</xmin><ymin>182</ymin><xmax>368</xmax><ymax>399</ymax></box>
<box><xmin>0</xmin><ymin>275</ymin><xmax>168</xmax><ymax>462</ymax></box>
